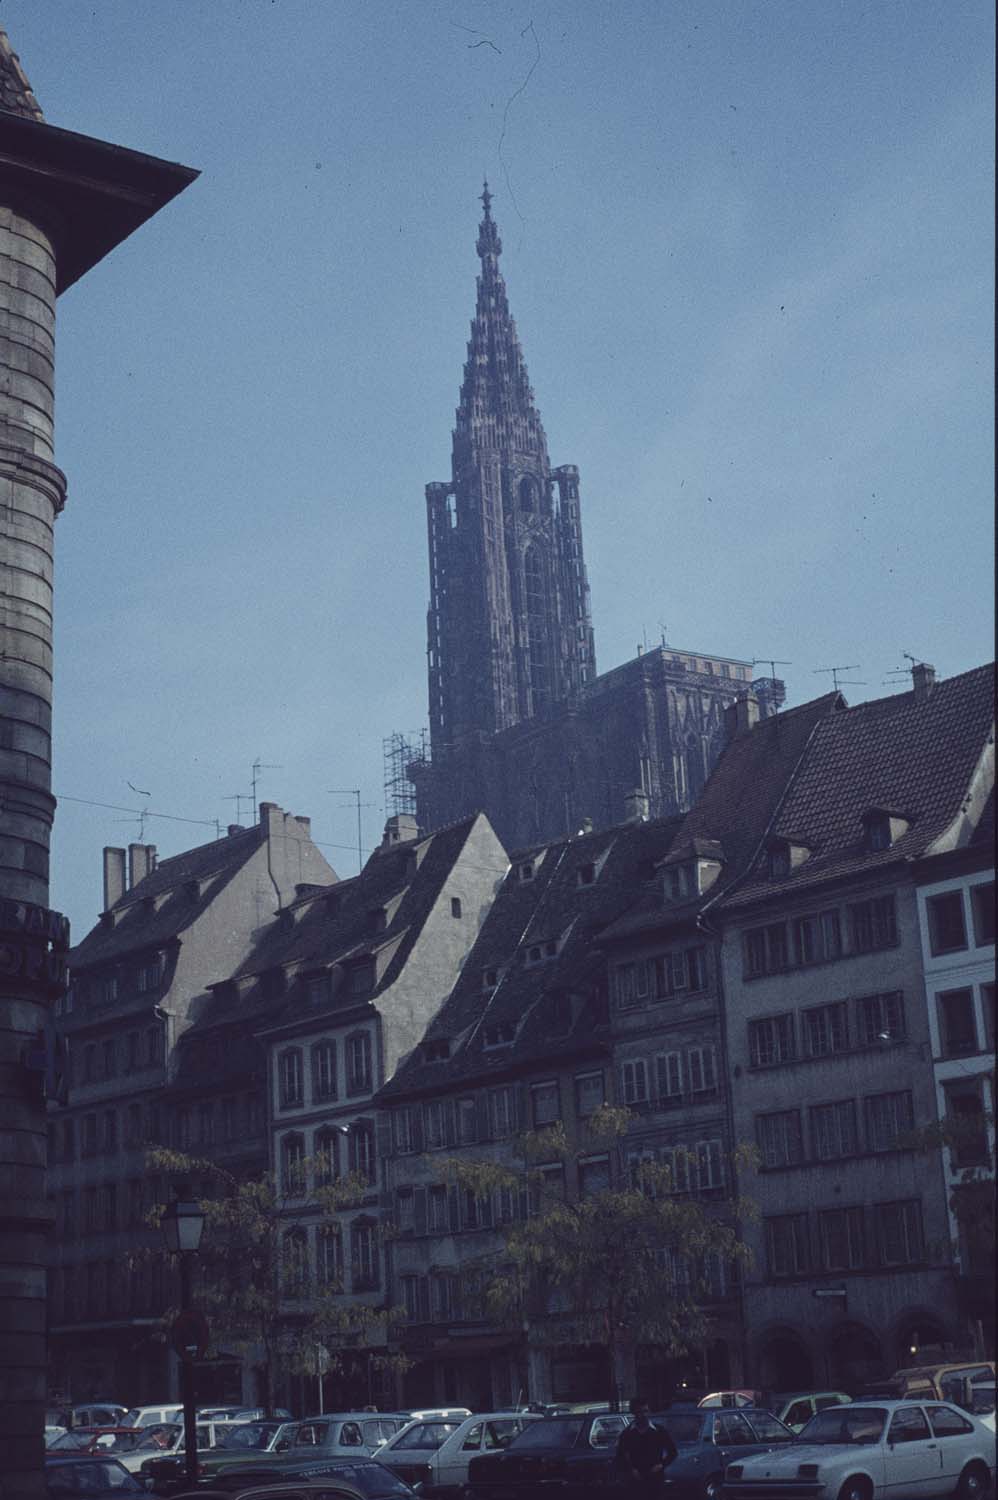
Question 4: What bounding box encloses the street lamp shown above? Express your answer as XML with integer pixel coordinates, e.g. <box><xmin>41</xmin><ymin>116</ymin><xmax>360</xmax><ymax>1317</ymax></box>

<box><xmin>161</xmin><ymin>1197</ymin><xmax>205</xmax><ymax>1487</ymax></box>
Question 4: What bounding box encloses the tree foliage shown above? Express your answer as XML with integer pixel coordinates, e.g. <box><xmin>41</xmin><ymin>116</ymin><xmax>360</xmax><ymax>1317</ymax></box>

<box><xmin>435</xmin><ymin>1106</ymin><xmax>756</xmax><ymax>1392</ymax></box>
<box><xmin>145</xmin><ymin>1147</ymin><xmax>404</xmax><ymax>1410</ymax></box>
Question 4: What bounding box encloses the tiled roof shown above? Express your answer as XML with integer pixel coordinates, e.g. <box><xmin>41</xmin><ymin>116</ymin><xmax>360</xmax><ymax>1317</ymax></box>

<box><xmin>189</xmin><ymin>814</ymin><xmax>491</xmax><ymax>1036</ymax></box>
<box><xmin>597</xmin><ymin>692</ymin><xmax>841</xmax><ymax>941</ymax></box>
<box><xmin>0</xmin><ymin>30</ymin><xmax>43</xmax><ymax>120</ymax></box>
<box><xmin>721</xmin><ymin>664</ymin><xmax>995</xmax><ymax>910</ymax></box>
<box><xmin>69</xmin><ymin>825</ymin><xmax>265</xmax><ymax>969</ymax></box>
<box><xmin>380</xmin><ymin>815</ymin><xmax>684</xmax><ymax>1100</ymax></box>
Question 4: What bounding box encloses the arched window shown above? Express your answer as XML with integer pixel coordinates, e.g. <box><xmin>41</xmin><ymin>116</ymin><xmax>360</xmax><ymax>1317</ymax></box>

<box><xmin>282</xmin><ymin>1227</ymin><xmax>309</xmax><ymax>1297</ymax></box>
<box><xmin>314</xmin><ymin>1127</ymin><xmax>339</xmax><ymax>1188</ymax></box>
<box><xmin>519</xmin><ymin>476</ymin><xmax>537</xmax><ymax>513</ymax></box>
<box><xmin>278</xmin><ymin>1047</ymin><xmax>304</xmax><ymax>1108</ymax></box>
<box><xmin>524</xmin><ymin>547</ymin><xmax>550</xmax><ymax>709</ymax></box>
<box><xmin>281</xmin><ymin>1133</ymin><xmax>306</xmax><ymax>1196</ymax></box>
<box><xmin>312</xmin><ymin>1039</ymin><xmax>337</xmax><ymax>1101</ymax></box>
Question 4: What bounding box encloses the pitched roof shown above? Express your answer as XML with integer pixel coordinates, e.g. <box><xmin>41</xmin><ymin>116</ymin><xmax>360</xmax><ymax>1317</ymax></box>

<box><xmin>597</xmin><ymin>691</ymin><xmax>841</xmax><ymax>941</ymax></box>
<box><xmin>380</xmin><ymin>815</ymin><xmax>683</xmax><ymax>1100</ymax></box>
<box><xmin>0</xmin><ymin>30</ymin><xmax>43</xmax><ymax>120</ymax></box>
<box><xmin>185</xmin><ymin>814</ymin><xmax>492</xmax><ymax>1039</ymax></box>
<box><xmin>721</xmin><ymin>664</ymin><xmax>995</xmax><ymax>910</ymax></box>
<box><xmin>69</xmin><ymin>824</ymin><xmax>265</xmax><ymax>969</ymax></box>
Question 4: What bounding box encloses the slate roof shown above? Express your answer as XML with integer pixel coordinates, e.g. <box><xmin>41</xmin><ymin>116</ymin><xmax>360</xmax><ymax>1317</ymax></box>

<box><xmin>721</xmin><ymin>664</ymin><xmax>995</xmax><ymax>910</ymax></box>
<box><xmin>380</xmin><ymin>815</ymin><xmax>684</xmax><ymax>1101</ymax></box>
<box><xmin>0</xmin><ymin>30</ymin><xmax>43</xmax><ymax>120</ymax></box>
<box><xmin>187</xmin><ymin>814</ymin><xmax>491</xmax><ymax>1038</ymax></box>
<box><xmin>597</xmin><ymin>691</ymin><xmax>842</xmax><ymax>942</ymax></box>
<box><xmin>69</xmin><ymin>824</ymin><xmax>266</xmax><ymax>970</ymax></box>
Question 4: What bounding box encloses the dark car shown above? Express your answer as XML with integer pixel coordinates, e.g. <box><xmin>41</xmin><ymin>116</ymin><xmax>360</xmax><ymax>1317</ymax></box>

<box><xmin>653</xmin><ymin>1405</ymin><xmax>797</xmax><ymax>1500</ymax></box>
<box><xmin>466</xmin><ymin>1412</ymin><xmax>631</xmax><ymax>1500</ymax></box>
<box><xmin>46</xmin><ymin>1454</ymin><xmax>148</xmax><ymax>1498</ymax></box>
<box><xmin>200</xmin><ymin>1459</ymin><xmax>419</xmax><ymax>1499</ymax></box>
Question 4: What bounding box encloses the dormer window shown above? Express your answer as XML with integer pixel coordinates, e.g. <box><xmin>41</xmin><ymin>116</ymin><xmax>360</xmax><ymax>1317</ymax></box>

<box><xmin>484</xmin><ymin>1022</ymin><xmax>516</xmax><ymax>1048</ymax></box>
<box><xmin>765</xmin><ymin>838</ymin><xmax>811</xmax><ymax>878</ymax></box>
<box><xmin>862</xmin><ymin>808</ymin><xmax>910</xmax><ymax>852</ymax></box>
<box><xmin>349</xmin><ymin>960</ymin><xmax>374</xmax><ymax>996</ymax></box>
<box><xmin>665</xmin><ymin>865</ymin><xmax>690</xmax><ymax>901</ymax></box>
<box><xmin>424</xmin><ymin>1038</ymin><xmax>451</xmax><ymax>1062</ymax></box>
<box><xmin>482</xmin><ymin>967</ymin><xmax>500</xmax><ymax>992</ymax></box>
<box><xmin>368</xmin><ymin>906</ymin><xmax>387</xmax><ymax>934</ymax></box>
<box><xmin>517</xmin><ymin>860</ymin><xmax>535</xmax><ymax>883</ymax></box>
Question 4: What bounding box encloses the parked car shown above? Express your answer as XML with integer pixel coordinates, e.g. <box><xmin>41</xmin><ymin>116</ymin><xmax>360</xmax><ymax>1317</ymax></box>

<box><xmin>862</xmin><ymin>1361</ymin><xmax>996</xmax><ymax>1404</ymax></box>
<box><xmin>200</xmin><ymin>1408</ymin><xmax>251</xmax><ymax>1422</ymax></box>
<box><xmin>697</xmin><ymin>1394</ymin><xmax>765</xmax><ymax>1410</ymax></box>
<box><xmin>45</xmin><ymin>1454</ymin><xmax>147</xmax><ymax>1498</ymax></box>
<box><xmin>377</xmin><ymin>1411</ymin><xmax>543</xmax><ymax>1495</ymax></box>
<box><xmin>120</xmin><ymin>1422</ymin><xmax>236</xmax><ymax>1475</ymax></box>
<box><xmin>770</xmin><ymin>1392</ymin><xmax>852</xmax><ymax>1432</ymax></box>
<box><xmin>722</xmin><ymin>1398</ymin><xmax>997</xmax><ymax>1500</ymax></box>
<box><xmin>143</xmin><ymin>1423</ymin><xmax>300</xmax><ymax>1487</ymax></box>
<box><xmin>164</xmin><ymin>1482</ymin><xmax>368</xmax><ymax>1500</ymax></box>
<box><xmin>466</xmin><ymin>1410</ymin><xmax>631</xmax><ymax>1500</ymax></box>
<box><xmin>196</xmin><ymin>1460</ymin><xmax>420</xmax><ymax>1499</ymax></box>
<box><xmin>164</xmin><ymin>1416</ymin><xmax>404</xmax><ymax>1486</ymax></box>
<box><xmin>71</xmin><ymin>1405</ymin><xmax>130</xmax><ymax>1430</ymax></box>
<box><xmin>654</xmin><ymin>1404</ymin><xmax>797</xmax><ymax>1499</ymax></box>
<box><xmin>385</xmin><ymin>1411</ymin><xmax>472</xmax><ymax>1424</ymax></box>
<box><xmin>49</xmin><ymin>1428</ymin><xmax>149</xmax><ymax>1455</ymax></box>
<box><xmin>230</xmin><ymin>1410</ymin><xmax>295</xmax><ymax>1423</ymax></box>
<box><xmin>121</xmin><ymin>1405</ymin><xmax>184</xmax><ymax>1430</ymax></box>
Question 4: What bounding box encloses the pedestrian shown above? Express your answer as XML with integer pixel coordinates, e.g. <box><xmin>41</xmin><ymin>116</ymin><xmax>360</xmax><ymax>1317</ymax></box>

<box><xmin>616</xmin><ymin>1397</ymin><xmax>677</xmax><ymax>1498</ymax></box>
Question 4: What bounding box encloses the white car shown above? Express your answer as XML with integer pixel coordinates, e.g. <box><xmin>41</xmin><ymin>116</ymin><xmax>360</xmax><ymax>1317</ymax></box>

<box><xmin>376</xmin><ymin>1411</ymin><xmax>542</xmax><ymax>1495</ymax></box>
<box><xmin>723</xmin><ymin>1399</ymin><xmax>996</xmax><ymax>1500</ymax></box>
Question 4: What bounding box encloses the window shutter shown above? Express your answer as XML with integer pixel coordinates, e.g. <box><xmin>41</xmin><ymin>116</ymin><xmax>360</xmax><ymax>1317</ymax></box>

<box><xmin>475</xmin><ymin>1092</ymin><xmax>489</xmax><ymax>1141</ymax></box>
<box><xmin>448</xmin><ymin>1185</ymin><xmax>460</xmax><ymax>1232</ymax></box>
<box><xmin>513</xmin><ymin>1082</ymin><xmax>527</xmax><ymax>1130</ymax></box>
<box><xmin>413</xmin><ymin>1187</ymin><xmax>427</xmax><ymax>1235</ymax></box>
<box><xmin>376</xmin><ymin>1115</ymin><xmax>391</xmax><ymax>1165</ymax></box>
<box><xmin>418</xmin><ymin>1276</ymin><xmax>430</xmax><ymax>1321</ymax></box>
<box><xmin>410</xmin><ymin>1106</ymin><xmax>424</xmax><ymax>1153</ymax></box>
<box><xmin>444</xmin><ymin>1098</ymin><xmax>457</xmax><ymax>1148</ymax></box>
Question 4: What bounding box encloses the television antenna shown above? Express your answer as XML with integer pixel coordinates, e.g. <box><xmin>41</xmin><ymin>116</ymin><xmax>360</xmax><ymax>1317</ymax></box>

<box><xmin>251</xmin><ymin>758</ymin><xmax>282</xmax><ymax>816</ymax></box>
<box><xmin>751</xmin><ymin>657</ymin><xmax>791</xmax><ymax>680</ymax></box>
<box><xmin>814</xmin><ymin>664</ymin><xmax>866</xmax><ymax>691</ymax></box>
<box><xmin>328</xmin><ymin>788</ymin><xmax>376</xmax><ymax>875</ymax></box>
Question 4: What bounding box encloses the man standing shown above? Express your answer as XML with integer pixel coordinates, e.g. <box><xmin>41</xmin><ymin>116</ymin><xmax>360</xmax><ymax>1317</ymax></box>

<box><xmin>616</xmin><ymin>1398</ymin><xmax>677</xmax><ymax>1497</ymax></box>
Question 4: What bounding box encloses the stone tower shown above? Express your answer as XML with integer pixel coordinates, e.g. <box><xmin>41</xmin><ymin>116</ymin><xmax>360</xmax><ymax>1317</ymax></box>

<box><xmin>0</xmin><ymin>32</ymin><xmax>195</xmax><ymax>1497</ymax></box>
<box><xmin>426</xmin><ymin>185</ymin><xmax>596</xmax><ymax>754</ymax></box>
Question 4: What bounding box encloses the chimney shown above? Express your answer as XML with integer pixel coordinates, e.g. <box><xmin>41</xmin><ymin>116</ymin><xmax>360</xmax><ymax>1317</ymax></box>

<box><xmin>382</xmin><ymin>813</ymin><xmax>419</xmax><ymax>847</ymax></box>
<box><xmin>725</xmin><ymin>692</ymin><xmax>760</xmax><ymax>739</ymax></box>
<box><xmin>128</xmin><ymin>842</ymin><xmax>156</xmax><ymax>889</ymax></box>
<box><xmin>912</xmin><ymin>662</ymin><xmax>936</xmax><ymax>703</ymax></box>
<box><xmin>624</xmin><ymin>788</ymin><xmax>649</xmax><ymax>823</ymax></box>
<box><xmin>103</xmin><ymin>847</ymin><xmax>126</xmax><ymax>910</ymax></box>
<box><xmin>227</xmin><ymin>824</ymin><xmax>243</xmax><ymax>837</ymax></box>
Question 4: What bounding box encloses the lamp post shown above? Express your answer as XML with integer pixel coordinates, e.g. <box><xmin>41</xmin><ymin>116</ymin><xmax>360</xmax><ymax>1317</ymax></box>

<box><xmin>161</xmin><ymin>1197</ymin><xmax>206</xmax><ymax>1488</ymax></box>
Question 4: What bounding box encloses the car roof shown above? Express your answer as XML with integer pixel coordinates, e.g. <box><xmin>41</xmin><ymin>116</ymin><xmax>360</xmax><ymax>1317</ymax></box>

<box><xmin>165</xmin><ymin>1485</ymin><xmax>367</xmax><ymax>1500</ymax></box>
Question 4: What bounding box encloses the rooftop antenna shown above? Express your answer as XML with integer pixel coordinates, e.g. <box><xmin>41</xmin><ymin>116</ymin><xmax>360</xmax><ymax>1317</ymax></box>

<box><xmin>751</xmin><ymin>657</ymin><xmax>791</xmax><ymax>682</ymax></box>
<box><xmin>659</xmin><ymin>621</ymin><xmax>668</xmax><ymax>648</ymax></box>
<box><xmin>814</xmin><ymin>664</ymin><xmax>866</xmax><ymax>691</ymax></box>
<box><xmin>223</xmin><ymin>790</ymin><xmax>253</xmax><ymax>825</ymax></box>
<box><xmin>251</xmin><ymin>758</ymin><xmax>281</xmax><ymax>817</ymax></box>
<box><xmin>328</xmin><ymin>788</ymin><xmax>376</xmax><ymax>876</ymax></box>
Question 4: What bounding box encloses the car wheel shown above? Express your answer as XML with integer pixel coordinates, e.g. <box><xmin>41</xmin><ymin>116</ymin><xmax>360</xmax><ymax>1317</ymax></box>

<box><xmin>958</xmin><ymin>1462</ymin><xmax>992</xmax><ymax>1500</ymax></box>
<box><xmin>835</xmin><ymin>1479</ymin><xmax>872</xmax><ymax>1500</ymax></box>
<box><xmin>703</xmin><ymin>1473</ymin><xmax>723</xmax><ymax>1500</ymax></box>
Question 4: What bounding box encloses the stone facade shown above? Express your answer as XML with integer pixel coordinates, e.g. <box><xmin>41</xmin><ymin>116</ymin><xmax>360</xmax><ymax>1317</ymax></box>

<box><xmin>413</xmin><ymin>188</ymin><xmax>782</xmax><ymax>849</ymax></box>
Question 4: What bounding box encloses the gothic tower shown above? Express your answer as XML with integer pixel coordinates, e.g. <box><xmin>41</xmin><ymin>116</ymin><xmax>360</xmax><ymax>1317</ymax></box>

<box><xmin>425</xmin><ymin>186</ymin><xmax>595</xmax><ymax>755</ymax></box>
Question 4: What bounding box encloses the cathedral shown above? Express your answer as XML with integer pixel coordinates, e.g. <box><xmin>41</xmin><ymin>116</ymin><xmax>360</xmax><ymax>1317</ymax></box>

<box><xmin>410</xmin><ymin>187</ymin><xmax>782</xmax><ymax>850</ymax></box>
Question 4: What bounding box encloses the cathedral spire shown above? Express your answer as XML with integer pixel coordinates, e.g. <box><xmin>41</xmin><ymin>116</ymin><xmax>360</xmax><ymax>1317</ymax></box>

<box><xmin>455</xmin><ymin>184</ymin><xmax>547</xmax><ymax>469</ymax></box>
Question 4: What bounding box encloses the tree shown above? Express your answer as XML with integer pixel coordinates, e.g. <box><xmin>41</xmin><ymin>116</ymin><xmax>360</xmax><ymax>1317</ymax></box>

<box><xmin>145</xmin><ymin>1146</ymin><xmax>405</xmax><ymax>1412</ymax></box>
<box><xmin>436</xmin><ymin>1106</ymin><xmax>756</xmax><ymax>1403</ymax></box>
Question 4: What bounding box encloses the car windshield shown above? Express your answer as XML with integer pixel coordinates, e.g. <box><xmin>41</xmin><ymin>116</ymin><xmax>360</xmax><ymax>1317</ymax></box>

<box><xmin>392</xmin><ymin>1423</ymin><xmax>460</xmax><ymax>1451</ymax></box>
<box><xmin>652</xmin><ymin>1415</ymin><xmax>703</xmax><ymax>1445</ymax></box>
<box><xmin>799</xmin><ymin>1409</ymin><xmax>886</xmax><ymax>1445</ymax></box>
<box><xmin>47</xmin><ymin>1461</ymin><xmax>145</xmax><ymax>1495</ymax></box>
<box><xmin>50</xmin><ymin>1433</ymin><xmax>94</xmax><ymax>1452</ymax></box>
<box><xmin>508</xmin><ymin>1419</ymin><xmax>585</xmax><ymax>1449</ymax></box>
<box><xmin>217</xmin><ymin>1424</ymin><xmax>282</xmax><ymax>1450</ymax></box>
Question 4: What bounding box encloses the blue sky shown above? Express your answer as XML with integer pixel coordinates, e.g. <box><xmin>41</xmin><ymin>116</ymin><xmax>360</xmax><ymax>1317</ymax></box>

<box><xmin>2</xmin><ymin>0</ymin><xmax>993</xmax><ymax>939</ymax></box>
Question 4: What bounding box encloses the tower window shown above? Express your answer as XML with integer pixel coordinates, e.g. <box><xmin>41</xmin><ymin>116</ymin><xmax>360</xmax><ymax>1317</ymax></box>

<box><xmin>519</xmin><ymin>477</ymin><xmax>537</xmax><ymax>512</ymax></box>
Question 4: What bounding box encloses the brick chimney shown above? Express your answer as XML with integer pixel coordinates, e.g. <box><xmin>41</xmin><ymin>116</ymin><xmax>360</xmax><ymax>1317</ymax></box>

<box><xmin>725</xmin><ymin>692</ymin><xmax>760</xmax><ymax>740</ymax></box>
<box><xmin>624</xmin><ymin>788</ymin><xmax>649</xmax><ymax>822</ymax></box>
<box><xmin>127</xmin><ymin>842</ymin><xmax>157</xmax><ymax>889</ymax></box>
<box><xmin>912</xmin><ymin>662</ymin><xmax>936</xmax><ymax>703</ymax></box>
<box><xmin>103</xmin><ymin>847</ymin><xmax>126</xmax><ymax>910</ymax></box>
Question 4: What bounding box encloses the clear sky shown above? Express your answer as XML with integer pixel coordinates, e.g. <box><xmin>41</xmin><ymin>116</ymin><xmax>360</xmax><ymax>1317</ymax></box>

<box><xmin>2</xmin><ymin>0</ymin><xmax>993</xmax><ymax>941</ymax></box>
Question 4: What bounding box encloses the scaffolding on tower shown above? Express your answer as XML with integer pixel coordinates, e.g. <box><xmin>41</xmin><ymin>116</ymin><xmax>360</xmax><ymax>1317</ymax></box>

<box><xmin>383</xmin><ymin>729</ymin><xmax>429</xmax><ymax>818</ymax></box>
